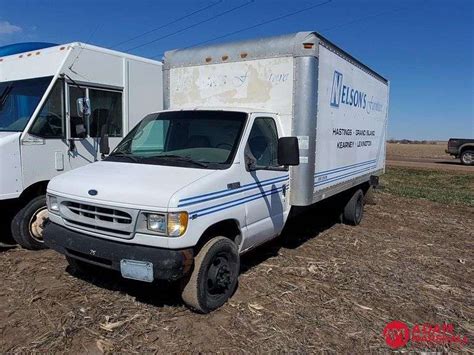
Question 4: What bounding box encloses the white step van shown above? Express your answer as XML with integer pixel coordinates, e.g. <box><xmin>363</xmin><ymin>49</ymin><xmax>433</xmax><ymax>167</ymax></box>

<box><xmin>0</xmin><ymin>42</ymin><xmax>163</xmax><ymax>249</ymax></box>
<box><xmin>44</xmin><ymin>32</ymin><xmax>389</xmax><ymax>313</ymax></box>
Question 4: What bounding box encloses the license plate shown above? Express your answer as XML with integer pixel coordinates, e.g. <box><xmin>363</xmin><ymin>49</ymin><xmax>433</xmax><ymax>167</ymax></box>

<box><xmin>120</xmin><ymin>259</ymin><xmax>154</xmax><ymax>283</ymax></box>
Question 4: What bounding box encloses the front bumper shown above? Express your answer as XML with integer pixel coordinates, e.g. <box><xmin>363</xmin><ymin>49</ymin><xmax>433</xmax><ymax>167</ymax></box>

<box><xmin>44</xmin><ymin>222</ymin><xmax>194</xmax><ymax>281</ymax></box>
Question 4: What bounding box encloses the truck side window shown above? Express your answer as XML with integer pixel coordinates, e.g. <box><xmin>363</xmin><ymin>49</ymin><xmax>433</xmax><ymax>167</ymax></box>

<box><xmin>89</xmin><ymin>89</ymin><xmax>122</xmax><ymax>138</ymax></box>
<box><xmin>29</xmin><ymin>80</ymin><xmax>65</xmax><ymax>138</ymax></box>
<box><xmin>247</xmin><ymin>117</ymin><xmax>279</xmax><ymax>168</ymax></box>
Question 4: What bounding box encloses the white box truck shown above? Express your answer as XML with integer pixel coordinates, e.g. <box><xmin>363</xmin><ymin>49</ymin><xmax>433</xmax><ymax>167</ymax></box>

<box><xmin>0</xmin><ymin>42</ymin><xmax>163</xmax><ymax>249</ymax></box>
<box><xmin>43</xmin><ymin>32</ymin><xmax>389</xmax><ymax>313</ymax></box>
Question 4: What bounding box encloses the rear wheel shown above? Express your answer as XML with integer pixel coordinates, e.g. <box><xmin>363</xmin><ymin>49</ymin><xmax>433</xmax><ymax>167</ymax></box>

<box><xmin>11</xmin><ymin>195</ymin><xmax>49</xmax><ymax>250</ymax></box>
<box><xmin>181</xmin><ymin>237</ymin><xmax>239</xmax><ymax>313</ymax></box>
<box><xmin>460</xmin><ymin>150</ymin><xmax>474</xmax><ymax>166</ymax></box>
<box><xmin>342</xmin><ymin>189</ymin><xmax>364</xmax><ymax>226</ymax></box>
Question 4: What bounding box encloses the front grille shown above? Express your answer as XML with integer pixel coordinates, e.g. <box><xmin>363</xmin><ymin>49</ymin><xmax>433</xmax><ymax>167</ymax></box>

<box><xmin>64</xmin><ymin>218</ymin><xmax>131</xmax><ymax>236</ymax></box>
<box><xmin>60</xmin><ymin>200</ymin><xmax>137</xmax><ymax>239</ymax></box>
<box><xmin>66</xmin><ymin>202</ymin><xmax>132</xmax><ymax>224</ymax></box>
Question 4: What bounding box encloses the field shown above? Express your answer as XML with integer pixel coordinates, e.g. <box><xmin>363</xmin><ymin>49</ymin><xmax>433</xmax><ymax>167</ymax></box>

<box><xmin>386</xmin><ymin>142</ymin><xmax>473</xmax><ymax>172</ymax></box>
<box><xmin>387</xmin><ymin>141</ymin><xmax>448</xmax><ymax>160</ymax></box>
<box><xmin>0</xmin><ymin>144</ymin><xmax>472</xmax><ymax>352</ymax></box>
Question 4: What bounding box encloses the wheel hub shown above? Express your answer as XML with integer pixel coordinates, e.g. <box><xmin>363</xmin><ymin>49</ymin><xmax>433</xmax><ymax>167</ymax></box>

<box><xmin>215</xmin><ymin>265</ymin><xmax>231</xmax><ymax>289</ymax></box>
<box><xmin>463</xmin><ymin>152</ymin><xmax>473</xmax><ymax>164</ymax></box>
<box><xmin>29</xmin><ymin>207</ymin><xmax>49</xmax><ymax>242</ymax></box>
<box><xmin>207</xmin><ymin>256</ymin><xmax>232</xmax><ymax>295</ymax></box>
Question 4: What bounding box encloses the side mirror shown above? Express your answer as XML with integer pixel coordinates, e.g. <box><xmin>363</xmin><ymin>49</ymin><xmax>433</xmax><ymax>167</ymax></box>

<box><xmin>76</xmin><ymin>97</ymin><xmax>91</xmax><ymax>118</ymax></box>
<box><xmin>278</xmin><ymin>137</ymin><xmax>300</xmax><ymax>166</ymax></box>
<box><xmin>100</xmin><ymin>125</ymin><xmax>110</xmax><ymax>157</ymax></box>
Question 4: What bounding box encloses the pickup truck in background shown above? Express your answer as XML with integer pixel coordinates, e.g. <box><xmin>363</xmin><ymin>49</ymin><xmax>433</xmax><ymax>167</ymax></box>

<box><xmin>446</xmin><ymin>138</ymin><xmax>474</xmax><ymax>166</ymax></box>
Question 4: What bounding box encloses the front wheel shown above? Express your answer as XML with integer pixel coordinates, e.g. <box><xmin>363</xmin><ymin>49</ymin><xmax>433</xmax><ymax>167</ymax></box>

<box><xmin>460</xmin><ymin>150</ymin><xmax>474</xmax><ymax>166</ymax></box>
<box><xmin>181</xmin><ymin>237</ymin><xmax>240</xmax><ymax>313</ymax></box>
<box><xmin>11</xmin><ymin>195</ymin><xmax>49</xmax><ymax>250</ymax></box>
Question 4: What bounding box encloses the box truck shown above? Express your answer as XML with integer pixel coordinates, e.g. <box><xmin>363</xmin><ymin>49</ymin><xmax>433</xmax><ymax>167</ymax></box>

<box><xmin>44</xmin><ymin>32</ymin><xmax>389</xmax><ymax>313</ymax></box>
<box><xmin>0</xmin><ymin>42</ymin><xmax>163</xmax><ymax>249</ymax></box>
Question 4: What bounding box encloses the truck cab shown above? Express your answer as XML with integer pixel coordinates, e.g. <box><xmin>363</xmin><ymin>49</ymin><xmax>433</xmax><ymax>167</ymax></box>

<box><xmin>0</xmin><ymin>42</ymin><xmax>163</xmax><ymax>249</ymax></box>
<box><xmin>44</xmin><ymin>107</ymin><xmax>299</xmax><ymax>312</ymax></box>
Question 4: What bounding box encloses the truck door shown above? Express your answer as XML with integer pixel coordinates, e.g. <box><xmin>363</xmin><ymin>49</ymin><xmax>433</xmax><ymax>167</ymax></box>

<box><xmin>21</xmin><ymin>79</ymin><xmax>69</xmax><ymax>187</ymax></box>
<box><xmin>241</xmin><ymin>115</ymin><xmax>289</xmax><ymax>250</ymax></box>
<box><xmin>66</xmin><ymin>84</ymin><xmax>123</xmax><ymax>169</ymax></box>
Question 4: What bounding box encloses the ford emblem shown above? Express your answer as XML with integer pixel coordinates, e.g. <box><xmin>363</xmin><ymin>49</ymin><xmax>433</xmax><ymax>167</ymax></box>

<box><xmin>88</xmin><ymin>189</ymin><xmax>98</xmax><ymax>196</ymax></box>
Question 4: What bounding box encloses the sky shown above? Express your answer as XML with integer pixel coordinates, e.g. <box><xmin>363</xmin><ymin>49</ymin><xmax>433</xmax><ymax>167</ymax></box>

<box><xmin>0</xmin><ymin>0</ymin><xmax>473</xmax><ymax>140</ymax></box>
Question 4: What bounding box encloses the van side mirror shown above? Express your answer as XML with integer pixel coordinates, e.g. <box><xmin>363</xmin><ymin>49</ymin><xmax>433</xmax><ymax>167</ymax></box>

<box><xmin>278</xmin><ymin>137</ymin><xmax>299</xmax><ymax>166</ymax></box>
<box><xmin>100</xmin><ymin>125</ymin><xmax>110</xmax><ymax>158</ymax></box>
<box><xmin>76</xmin><ymin>97</ymin><xmax>91</xmax><ymax>118</ymax></box>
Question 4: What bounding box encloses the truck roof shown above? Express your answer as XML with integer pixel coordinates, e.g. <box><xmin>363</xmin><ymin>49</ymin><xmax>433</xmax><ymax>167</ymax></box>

<box><xmin>0</xmin><ymin>42</ymin><xmax>57</xmax><ymax>57</ymax></box>
<box><xmin>165</xmin><ymin>31</ymin><xmax>387</xmax><ymax>84</ymax></box>
<box><xmin>0</xmin><ymin>42</ymin><xmax>161</xmax><ymax>65</ymax></box>
<box><xmin>151</xmin><ymin>107</ymin><xmax>272</xmax><ymax>115</ymax></box>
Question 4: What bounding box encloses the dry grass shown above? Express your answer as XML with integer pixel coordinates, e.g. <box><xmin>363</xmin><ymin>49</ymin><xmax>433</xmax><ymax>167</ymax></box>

<box><xmin>387</xmin><ymin>142</ymin><xmax>448</xmax><ymax>160</ymax></box>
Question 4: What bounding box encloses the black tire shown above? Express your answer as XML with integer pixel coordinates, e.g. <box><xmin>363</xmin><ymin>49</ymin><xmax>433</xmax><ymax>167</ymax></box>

<box><xmin>11</xmin><ymin>195</ymin><xmax>49</xmax><ymax>250</ymax></box>
<box><xmin>181</xmin><ymin>237</ymin><xmax>239</xmax><ymax>313</ymax></box>
<box><xmin>460</xmin><ymin>149</ymin><xmax>474</xmax><ymax>166</ymax></box>
<box><xmin>342</xmin><ymin>189</ymin><xmax>364</xmax><ymax>226</ymax></box>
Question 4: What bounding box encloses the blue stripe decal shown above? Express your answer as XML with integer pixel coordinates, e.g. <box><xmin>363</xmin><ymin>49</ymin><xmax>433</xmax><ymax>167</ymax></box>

<box><xmin>187</xmin><ymin>166</ymin><xmax>376</xmax><ymax>219</ymax></box>
<box><xmin>180</xmin><ymin>160</ymin><xmax>378</xmax><ymax>210</ymax></box>
<box><xmin>181</xmin><ymin>174</ymin><xmax>288</xmax><ymax>202</ymax></box>
<box><xmin>314</xmin><ymin>159</ymin><xmax>376</xmax><ymax>177</ymax></box>
<box><xmin>178</xmin><ymin>175</ymin><xmax>288</xmax><ymax>207</ymax></box>
<box><xmin>314</xmin><ymin>165</ymin><xmax>376</xmax><ymax>187</ymax></box>
<box><xmin>190</xmin><ymin>185</ymin><xmax>285</xmax><ymax>218</ymax></box>
<box><xmin>180</xmin><ymin>160</ymin><xmax>377</xmax><ymax>207</ymax></box>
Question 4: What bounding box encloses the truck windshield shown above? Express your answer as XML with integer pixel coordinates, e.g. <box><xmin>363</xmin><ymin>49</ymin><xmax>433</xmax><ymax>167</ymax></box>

<box><xmin>0</xmin><ymin>76</ymin><xmax>53</xmax><ymax>132</ymax></box>
<box><xmin>107</xmin><ymin>111</ymin><xmax>247</xmax><ymax>169</ymax></box>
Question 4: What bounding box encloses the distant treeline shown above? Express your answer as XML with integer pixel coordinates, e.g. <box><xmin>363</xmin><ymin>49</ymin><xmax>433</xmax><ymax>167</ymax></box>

<box><xmin>387</xmin><ymin>139</ymin><xmax>440</xmax><ymax>145</ymax></box>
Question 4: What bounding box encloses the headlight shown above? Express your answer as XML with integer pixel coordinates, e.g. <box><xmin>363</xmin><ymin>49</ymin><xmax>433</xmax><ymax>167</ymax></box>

<box><xmin>146</xmin><ymin>213</ymin><xmax>166</xmax><ymax>233</ymax></box>
<box><xmin>167</xmin><ymin>212</ymin><xmax>188</xmax><ymax>237</ymax></box>
<box><xmin>137</xmin><ymin>211</ymin><xmax>188</xmax><ymax>237</ymax></box>
<box><xmin>46</xmin><ymin>194</ymin><xmax>59</xmax><ymax>214</ymax></box>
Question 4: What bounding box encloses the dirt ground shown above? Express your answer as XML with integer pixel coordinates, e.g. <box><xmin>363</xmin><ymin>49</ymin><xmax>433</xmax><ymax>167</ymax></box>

<box><xmin>1</xmin><ymin>191</ymin><xmax>472</xmax><ymax>353</ymax></box>
<box><xmin>386</xmin><ymin>142</ymin><xmax>474</xmax><ymax>172</ymax></box>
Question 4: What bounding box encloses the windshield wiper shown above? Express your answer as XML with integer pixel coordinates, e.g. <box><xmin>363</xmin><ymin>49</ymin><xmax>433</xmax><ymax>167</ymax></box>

<box><xmin>146</xmin><ymin>154</ymin><xmax>209</xmax><ymax>168</ymax></box>
<box><xmin>107</xmin><ymin>152</ymin><xmax>141</xmax><ymax>163</ymax></box>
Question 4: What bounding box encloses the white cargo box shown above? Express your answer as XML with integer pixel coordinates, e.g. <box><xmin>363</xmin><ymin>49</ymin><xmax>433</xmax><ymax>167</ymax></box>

<box><xmin>165</xmin><ymin>32</ymin><xmax>389</xmax><ymax>206</ymax></box>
